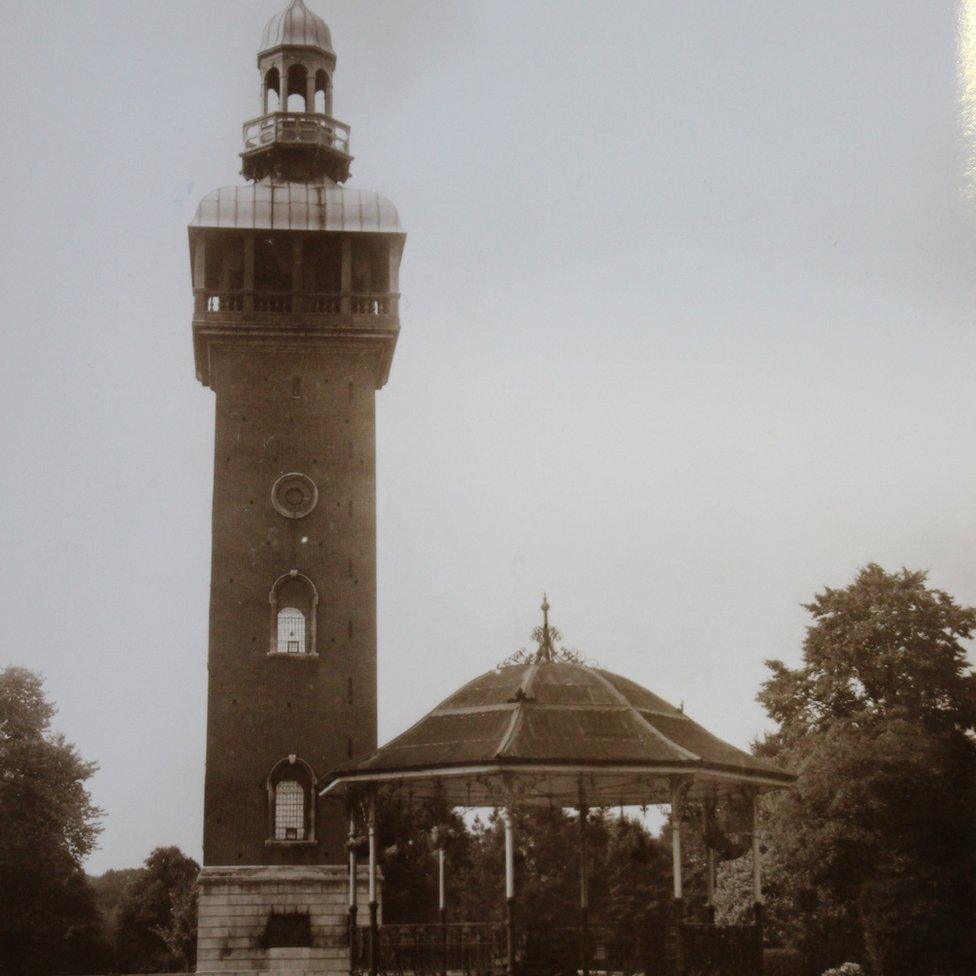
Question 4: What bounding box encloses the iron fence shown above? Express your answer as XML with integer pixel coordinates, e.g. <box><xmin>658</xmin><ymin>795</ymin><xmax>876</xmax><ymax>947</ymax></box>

<box><xmin>351</xmin><ymin>920</ymin><xmax>759</xmax><ymax>976</ymax></box>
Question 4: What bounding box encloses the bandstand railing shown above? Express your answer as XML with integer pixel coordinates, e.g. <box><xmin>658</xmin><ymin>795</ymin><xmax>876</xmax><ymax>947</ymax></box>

<box><xmin>679</xmin><ymin>922</ymin><xmax>761</xmax><ymax>976</ymax></box>
<box><xmin>352</xmin><ymin>922</ymin><xmax>508</xmax><ymax>976</ymax></box>
<box><xmin>350</xmin><ymin>920</ymin><xmax>760</xmax><ymax>976</ymax></box>
<box><xmin>523</xmin><ymin>926</ymin><xmax>651</xmax><ymax>976</ymax></box>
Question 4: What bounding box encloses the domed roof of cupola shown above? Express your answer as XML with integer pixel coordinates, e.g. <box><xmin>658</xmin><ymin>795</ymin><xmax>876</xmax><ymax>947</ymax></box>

<box><xmin>261</xmin><ymin>0</ymin><xmax>334</xmax><ymax>56</ymax></box>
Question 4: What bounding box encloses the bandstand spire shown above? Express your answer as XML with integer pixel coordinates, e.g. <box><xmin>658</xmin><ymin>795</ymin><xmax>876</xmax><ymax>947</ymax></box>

<box><xmin>538</xmin><ymin>594</ymin><xmax>556</xmax><ymax>663</ymax></box>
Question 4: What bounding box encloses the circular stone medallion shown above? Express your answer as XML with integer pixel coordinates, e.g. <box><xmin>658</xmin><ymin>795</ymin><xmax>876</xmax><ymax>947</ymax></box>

<box><xmin>271</xmin><ymin>473</ymin><xmax>319</xmax><ymax>519</ymax></box>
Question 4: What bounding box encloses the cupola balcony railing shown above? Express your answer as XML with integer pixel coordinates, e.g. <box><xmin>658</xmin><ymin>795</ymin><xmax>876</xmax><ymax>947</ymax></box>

<box><xmin>243</xmin><ymin>111</ymin><xmax>351</xmax><ymax>156</ymax></box>
<box><xmin>202</xmin><ymin>290</ymin><xmax>399</xmax><ymax>318</ymax></box>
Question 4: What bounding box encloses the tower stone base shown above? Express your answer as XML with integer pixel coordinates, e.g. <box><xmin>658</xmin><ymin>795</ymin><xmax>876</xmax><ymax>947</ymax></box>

<box><xmin>196</xmin><ymin>865</ymin><xmax>375</xmax><ymax>976</ymax></box>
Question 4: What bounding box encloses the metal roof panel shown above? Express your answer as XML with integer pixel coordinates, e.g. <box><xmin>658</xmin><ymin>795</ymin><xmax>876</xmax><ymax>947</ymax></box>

<box><xmin>190</xmin><ymin>180</ymin><xmax>404</xmax><ymax>234</ymax></box>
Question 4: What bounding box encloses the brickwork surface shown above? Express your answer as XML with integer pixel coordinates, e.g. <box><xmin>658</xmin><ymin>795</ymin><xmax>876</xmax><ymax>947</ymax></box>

<box><xmin>204</xmin><ymin>347</ymin><xmax>379</xmax><ymax>867</ymax></box>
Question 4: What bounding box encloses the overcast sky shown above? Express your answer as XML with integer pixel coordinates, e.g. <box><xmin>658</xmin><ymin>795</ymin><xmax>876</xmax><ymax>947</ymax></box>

<box><xmin>1</xmin><ymin>0</ymin><xmax>974</xmax><ymax>874</ymax></box>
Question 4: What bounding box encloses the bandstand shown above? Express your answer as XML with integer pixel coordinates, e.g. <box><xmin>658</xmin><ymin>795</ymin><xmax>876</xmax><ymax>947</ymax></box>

<box><xmin>321</xmin><ymin>601</ymin><xmax>795</xmax><ymax>976</ymax></box>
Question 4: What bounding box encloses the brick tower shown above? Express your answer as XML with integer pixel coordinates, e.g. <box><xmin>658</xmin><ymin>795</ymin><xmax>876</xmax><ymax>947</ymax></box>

<box><xmin>188</xmin><ymin>2</ymin><xmax>404</xmax><ymax>971</ymax></box>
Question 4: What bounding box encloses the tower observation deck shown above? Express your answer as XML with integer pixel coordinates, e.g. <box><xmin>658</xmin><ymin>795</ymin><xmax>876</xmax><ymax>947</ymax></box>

<box><xmin>189</xmin><ymin>0</ymin><xmax>405</xmax><ymax>392</ymax></box>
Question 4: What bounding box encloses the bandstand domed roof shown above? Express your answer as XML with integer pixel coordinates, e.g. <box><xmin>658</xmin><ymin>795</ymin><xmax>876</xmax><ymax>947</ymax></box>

<box><xmin>321</xmin><ymin>656</ymin><xmax>794</xmax><ymax>808</ymax></box>
<box><xmin>261</xmin><ymin>0</ymin><xmax>334</xmax><ymax>56</ymax></box>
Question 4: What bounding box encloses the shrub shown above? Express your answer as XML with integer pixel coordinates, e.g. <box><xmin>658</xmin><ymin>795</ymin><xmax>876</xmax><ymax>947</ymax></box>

<box><xmin>764</xmin><ymin>948</ymin><xmax>803</xmax><ymax>976</ymax></box>
<box><xmin>822</xmin><ymin>963</ymin><xmax>865</xmax><ymax>976</ymax></box>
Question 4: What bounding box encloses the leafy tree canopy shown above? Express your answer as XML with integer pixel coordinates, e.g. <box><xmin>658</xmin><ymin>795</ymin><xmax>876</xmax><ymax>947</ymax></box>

<box><xmin>0</xmin><ymin>666</ymin><xmax>109</xmax><ymax>975</ymax></box>
<box><xmin>759</xmin><ymin>564</ymin><xmax>976</xmax><ymax>746</ymax></box>
<box><xmin>753</xmin><ymin>565</ymin><xmax>976</xmax><ymax>976</ymax></box>
<box><xmin>90</xmin><ymin>866</ymin><xmax>146</xmax><ymax>936</ymax></box>
<box><xmin>115</xmin><ymin>846</ymin><xmax>200</xmax><ymax>973</ymax></box>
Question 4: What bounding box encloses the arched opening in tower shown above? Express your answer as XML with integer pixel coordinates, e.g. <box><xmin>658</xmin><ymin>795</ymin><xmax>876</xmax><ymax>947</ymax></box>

<box><xmin>264</xmin><ymin>67</ymin><xmax>281</xmax><ymax>112</ymax></box>
<box><xmin>287</xmin><ymin>64</ymin><xmax>308</xmax><ymax>113</ymax></box>
<box><xmin>314</xmin><ymin>69</ymin><xmax>329</xmax><ymax>115</ymax></box>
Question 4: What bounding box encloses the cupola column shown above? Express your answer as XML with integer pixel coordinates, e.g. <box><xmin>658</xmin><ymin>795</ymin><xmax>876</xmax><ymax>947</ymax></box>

<box><xmin>306</xmin><ymin>73</ymin><xmax>316</xmax><ymax>112</ymax></box>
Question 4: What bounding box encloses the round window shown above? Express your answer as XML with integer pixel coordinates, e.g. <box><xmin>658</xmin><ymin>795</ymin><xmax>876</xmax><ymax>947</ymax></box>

<box><xmin>271</xmin><ymin>473</ymin><xmax>319</xmax><ymax>519</ymax></box>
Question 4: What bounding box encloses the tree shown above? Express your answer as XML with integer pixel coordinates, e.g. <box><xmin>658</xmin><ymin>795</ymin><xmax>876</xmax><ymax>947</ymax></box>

<box><xmin>604</xmin><ymin>815</ymin><xmax>673</xmax><ymax>966</ymax></box>
<box><xmin>115</xmin><ymin>847</ymin><xmax>200</xmax><ymax>973</ymax></box>
<box><xmin>153</xmin><ymin>876</ymin><xmax>199</xmax><ymax>973</ymax></box>
<box><xmin>0</xmin><ymin>666</ymin><xmax>110</xmax><ymax>976</ymax></box>
<box><xmin>376</xmin><ymin>792</ymin><xmax>471</xmax><ymax>925</ymax></box>
<box><xmin>760</xmin><ymin>564</ymin><xmax>976</xmax><ymax>745</ymax></box>
<box><xmin>756</xmin><ymin>565</ymin><xmax>976</xmax><ymax>976</ymax></box>
<box><xmin>90</xmin><ymin>867</ymin><xmax>146</xmax><ymax>947</ymax></box>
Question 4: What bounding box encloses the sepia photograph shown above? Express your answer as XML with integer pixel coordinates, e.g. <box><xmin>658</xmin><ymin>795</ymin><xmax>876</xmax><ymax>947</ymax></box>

<box><xmin>1</xmin><ymin>3</ymin><xmax>974</xmax><ymax>976</ymax></box>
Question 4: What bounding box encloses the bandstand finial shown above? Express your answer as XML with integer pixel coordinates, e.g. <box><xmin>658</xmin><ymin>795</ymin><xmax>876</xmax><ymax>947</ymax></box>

<box><xmin>539</xmin><ymin>593</ymin><xmax>555</xmax><ymax>663</ymax></box>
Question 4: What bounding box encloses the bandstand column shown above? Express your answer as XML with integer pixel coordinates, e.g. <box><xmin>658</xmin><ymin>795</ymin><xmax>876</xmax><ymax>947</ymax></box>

<box><xmin>752</xmin><ymin>791</ymin><xmax>765</xmax><ymax>972</ymax></box>
<box><xmin>437</xmin><ymin>846</ymin><xmax>447</xmax><ymax>976</ymax></box>
<box><xmin>503</xmin><ymin>807</ymin><xmax>517</xmax><ymax>976</ymax></box>
<box><xmin>348</xmin><ymin>805</ymin><xmax>359</xmax><ymax>976</ymax></box>
<box><xmin>706</xmin><ymin>846</ymin><xmax>717</xmax><ymax>924</ymax></box>
<box><xmin>368</xmin><ymin>789</ymin><xmax>379</xmax><ymax>976</ymax></box>
<box><xmin>578</xmin><ymin>797</ymin><xmax>590</xmax><ymax>976</ymax></box>
<box><xmin>438</xmin><ymin>845</ymin><xmax>447</xmax><ymax>920</ymax></box>
<box><xmin>670</xmin><ymin>779</ymin><xmax>687</xmax><ymax>976</ymax></box>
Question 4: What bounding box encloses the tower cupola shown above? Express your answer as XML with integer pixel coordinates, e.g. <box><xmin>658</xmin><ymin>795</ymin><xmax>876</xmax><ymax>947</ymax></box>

<box><xmin>244</xmin><ymin>0</ymin><xmax>350</xmax><ymax>183</ymax></box>
<box><xmin>260</xmin><ymin>0</ymin><xmax>334</xmax><ymax>55</ymax></box>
